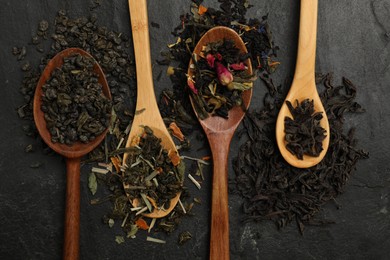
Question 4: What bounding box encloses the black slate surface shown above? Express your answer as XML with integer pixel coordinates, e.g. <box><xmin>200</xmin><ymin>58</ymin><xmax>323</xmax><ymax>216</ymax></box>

<box><xmin>1</xmin><ymin>0</ymin><xmax>389</xmax><ymax>259</ymax></box>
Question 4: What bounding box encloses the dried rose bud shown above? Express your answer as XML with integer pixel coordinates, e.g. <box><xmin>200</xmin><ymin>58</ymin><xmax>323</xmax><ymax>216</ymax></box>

<box><xmin>187</xmin><ymin>76</ymin><xmax>198</xmax><ymax>94</ymax></box>
<box><xmin>215</xmin><ymin>62</ymin><xmax>233</xmax><ymax>86</ymax></box>
<box><xmin>229</xmin><ymin>62</ymin><xmax>246</xmax><ymax>71</ymax></box>
<box><xmin>215</xmin><ymin>52</ymin><xmax>222</xmax><ymax>61</ymax></box>
<box><xmin>206</xmin><ymin>53</ymin><xmax>215</xmax><ymax>68</ymax></box>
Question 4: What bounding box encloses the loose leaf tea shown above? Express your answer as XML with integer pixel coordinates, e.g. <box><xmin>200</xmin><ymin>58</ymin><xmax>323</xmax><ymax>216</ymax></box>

<box><xmin>12</xmin><ymin>3</ymin><xmax>205</xmax><ymax>245</ymax></box>
<box><xmin>158</xmin><ymin>0</ymin><xmax>278</xmax><ymax>133</ymax></box>
<box><xmin>284</xmin><ymin>99</ymin><xmax>326</xmax><ymax>159</ymax></box>
<box><xmin>232</xmin><ymin>73</ymin><xmax>368</xmax><ymax>234</ymax></box>
<box><xmin>14</xmin><ymin>9</ymin><xmax>136</xmax><ymax>157</ymax></box>
<box><xmin>41</xmin><ymin>53</ymin><xmax>112</xmax><ymax>145</ymax></box>
<box><xmin>123</xmin><ymin>126</ymin><xmax>184</xmax><ymax>211</ymax></box>
<box><xmin>189</xmin><ymin>39</ymin><xmax>253</xmax><ymax>119</ymax></box>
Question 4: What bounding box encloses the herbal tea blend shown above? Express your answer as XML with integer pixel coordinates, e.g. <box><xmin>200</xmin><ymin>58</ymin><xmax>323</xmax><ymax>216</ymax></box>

<box><xmin>284</xmin><ymin>99</ymin><xmax>326</xmax><ymax>159</ymax></box>
<box><xmin>188</xmin><ymin>39</ymin><xmax>253</xmax><ymax>119</ymax></box>
<box><xmin>41</xmin><ymin>53</ymin><xmax>112</xmax><ymax>145</ymax></box>
<box><xmin>123</xmin><ymin>126</ymin><xmax>184</xmax><ymax>211</ymax></box>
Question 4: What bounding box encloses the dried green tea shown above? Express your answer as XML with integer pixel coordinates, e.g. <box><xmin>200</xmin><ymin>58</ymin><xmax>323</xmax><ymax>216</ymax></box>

<box><xmin>123</xmin><ymin>126</ymin><xmax>184</xmax><ymax>211</ymax></box>
<box><xmin>188</xmin><ymin>39</ymin><xmax>254</xmax><ymax>119</ymax></box>
<box><xmin>284</xmin><ymin>99</ymin><xmax>326</xmax><ymax>159</ymax></box>
<box><xmin>41</xmin><ymin>53</ymin><xmax>112</xmax><ymax>145</ymax></box>
<box><xmin>14</xmin><ymin>9</ymin><xmax>136</xmax><ymax>156</ymax></box>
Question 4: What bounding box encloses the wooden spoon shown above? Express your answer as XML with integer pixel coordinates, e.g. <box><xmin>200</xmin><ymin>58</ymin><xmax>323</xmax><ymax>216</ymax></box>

<box><xmin>275</xmin><ymin>0</ymin><xmax>330</xmax><ymax>168</ymax></box>
<box><xmin>124</xmin><ymin>0</ymin><xmax>180</xmax><ymax>218</ymax></box>
<box><xmin>188</xmin><ymin>26</ymin><xmax>253</xmax><ymax>260</ymax></box>
<box><xmin>33</xmin><ymin>47</ymin><xmax>111</xmax><ymax>260</ymax></box>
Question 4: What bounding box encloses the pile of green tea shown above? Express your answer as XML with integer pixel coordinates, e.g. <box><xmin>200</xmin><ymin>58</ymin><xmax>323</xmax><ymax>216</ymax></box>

<box><xmin>41</xmin><ymin>53</ymin><xmax>112</xmax><ymax>145</ymax></box>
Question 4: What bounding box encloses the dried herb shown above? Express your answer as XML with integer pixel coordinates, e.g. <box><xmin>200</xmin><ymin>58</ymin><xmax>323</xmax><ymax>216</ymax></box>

<box><xmin>41</xmin><ymin>53</ymin><xmax>112</xmax><ymax>145</ymax></box>
<box><xmin>189</xmin><ymin>39</ymin><xmax>254</xmax><ymax>119</ymax></box>
<box><xmin>232</xmin><ymin>73</ymin><xmax>368</xmax><ymax>234</ymax></box>
<box><xmin>178</xmin><ymin>231</ymin><xmax>192</xmax><ymax>245</ymax></box>
<box><xmin>284</xmin><ymin>99</ymin><xmax>326</xmax><ymax>159</ymax></box>
<box><xmin>123</xmin><ymin>126</ymin><xmax>184</xmax><ymax>210</ymax></box>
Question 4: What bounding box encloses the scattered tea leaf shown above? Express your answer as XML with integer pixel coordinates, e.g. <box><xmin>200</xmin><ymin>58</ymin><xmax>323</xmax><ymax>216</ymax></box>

<box><xmin>115</xmin><ymin>236</ymin><xmax>125</xmax><ymax>244</ymax></box>
<box><xmin>146</xmin><ymin>236</ymin><xmax>166</xmax><ymax>244</ymax></box>
<box><xmin>88</xmin><ymin>172</ymin><xmax>98</xmax><ymax>195</ymax></box>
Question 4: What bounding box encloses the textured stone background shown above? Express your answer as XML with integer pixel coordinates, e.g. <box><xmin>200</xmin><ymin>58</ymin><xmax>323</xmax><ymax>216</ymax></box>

<box><xmin>1</xmin><ymin>0</ymin><xmax>389</xmax><ymax>259</ymax></box>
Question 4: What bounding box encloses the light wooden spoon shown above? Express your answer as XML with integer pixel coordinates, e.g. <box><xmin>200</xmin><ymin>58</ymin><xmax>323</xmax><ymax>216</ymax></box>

<box><xmin>123</xmin><ymin>0</ymin><xmax>180</xmax><ymax>218</ymax></box>
<box><xmin>33</xmin><ymin>47</ymin><xmax>111</xmax><ymax>260</ymax></box>
<box><xmin>188</xmin><ymin>26</ymin><xmax>253</xmax><ymax>260</ymax></box>
<box><xmin>276</xmin><ymin>0</ymin><xmax>330</xmax><ymax>168</ymax></box>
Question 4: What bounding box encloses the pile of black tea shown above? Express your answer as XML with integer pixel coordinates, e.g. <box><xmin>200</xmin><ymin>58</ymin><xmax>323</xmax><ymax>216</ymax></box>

<box><xmin>188</xmin><ymin>39</ymin><xmax>253</xmax><ymax>119</ymax></box>
<box><xmin>123</xmin><ymin>126</ymin><xmax>184</xmax><ymax>211</ymax></box>
<box><xmin>233</xmin><ymin>74</ymin><xmax>368</xmax><ymax>234</ymax></box>
<box><xmin>41</xmin><ymin>53</ymin><xmax>111</xmax><ymax>145</ymax></box>
<box><xmin>284</xmin><ymin>99</ymin><xmax>326</xmax><ymax>159</ymax></box>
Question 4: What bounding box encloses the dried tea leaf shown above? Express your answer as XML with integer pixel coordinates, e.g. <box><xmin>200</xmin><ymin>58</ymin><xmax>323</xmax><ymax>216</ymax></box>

<box><xmin>108</xmin><ymin>218</ymin><xmax>115</xmax><ymax>228</ymax></box>
<box><xmin>88</xmin><ymin>172</ymin><xmax>98</xmax><ymax>195</ymax></box>
<box><xmin>115</xmin><ymin>236</ymin><xmax>125</xmax><ymax>244</ymax></box>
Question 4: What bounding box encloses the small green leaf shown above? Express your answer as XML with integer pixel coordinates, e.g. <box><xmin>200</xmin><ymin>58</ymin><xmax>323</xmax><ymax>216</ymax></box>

<box><xmin>115</xmin><ymin>236</ymin><xmax>125</xmax><ymax>244</ymax></box>
<box><xmin>177</xmin><ymin>160</ymin><xmax>186</xmax><ymax>182</ymax></box>
<box><xmin>127</xmin><ymin>224</ymin><xmax>139</xmax><ymax>238</ymax></box>
<box><xmin>88</xmin><ymin>172</ymin><xmax>97</xmax><ymax>195</ymax></box>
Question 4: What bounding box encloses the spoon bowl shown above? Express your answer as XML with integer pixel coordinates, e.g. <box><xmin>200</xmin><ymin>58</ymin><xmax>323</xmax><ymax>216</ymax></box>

<box><xmin>124</xmin><ymin>0</ymin><xmax>180</xmax><ymax>218</ymax></box>
<box><xmin>276</xmin><ymin>0</ymin><xmax>330</xmax><ymax>168</ymax></box>
<box><xmin>188</xmin><ymin>26</ymin><xmax>252</xmax><ymax>260</ymax></box>
<box><xmin>33</xmin><ymin>47</ymin><xmax>111</xmax><ymax>260</ymax></box>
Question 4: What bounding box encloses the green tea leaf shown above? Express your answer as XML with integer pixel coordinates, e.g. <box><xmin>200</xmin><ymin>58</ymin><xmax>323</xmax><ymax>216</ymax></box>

<box><xmin>127</xmin><ymin>224</ymin><xmax>139</xmax><ymax>238</ymax></box>
<box><xmin>115</xmin><ymin>236</ymin><xmax>125</xmax><ymax>244</ymax></box>
<box><xmin>88</xmin><ymin>172</ymin><xmax>97</xmax><ymax>195</ymax></box>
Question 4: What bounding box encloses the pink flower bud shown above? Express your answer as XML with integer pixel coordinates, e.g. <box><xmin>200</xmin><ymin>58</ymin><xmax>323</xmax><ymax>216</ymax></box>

<box><xmin>206</xmin><ymin>53</ymin><xmax>215</xmax><ymax>68</ymax></box>
<box><xmin>215</xmin><ymin>62</ymin><xmax>233</xmax><ymax>86</ymax></box>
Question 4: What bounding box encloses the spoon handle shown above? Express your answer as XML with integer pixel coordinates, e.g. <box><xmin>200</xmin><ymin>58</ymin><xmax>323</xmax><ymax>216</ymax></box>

<box><xmin>128</xmin><ymin>0</ymin><xmax>158</xmax><ymax>112</ymax></box>
<box><xmin>208</xmin><ymin>132</ymin><xmax>232</xmax><ymax>260</ymax></box>
<box><xmin>294</xmin><ymin>0</ymin><xmax>318</xmax><ymax>81</ymax></box>
<box><xmin>63</xmin><ymin>157</ymin><xmax>81</xmax><ymax>260</ymax></box>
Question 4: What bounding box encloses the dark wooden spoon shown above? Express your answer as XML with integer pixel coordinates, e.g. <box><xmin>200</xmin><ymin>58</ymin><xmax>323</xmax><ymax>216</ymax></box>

<box><xmin>188</xmin><ymin>26</ymin><xmax>253</xmax><ymax>260</ymax></box>
<box><xmin>33</xmin><ymin>47</ymin><xmax>111</xmax><ymax>260</ymax></box>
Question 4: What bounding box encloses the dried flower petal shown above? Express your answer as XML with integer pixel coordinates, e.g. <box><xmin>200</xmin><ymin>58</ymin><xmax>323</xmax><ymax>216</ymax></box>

<box><xmin>110</xmin><ymin>156</ymin><xmax>121</xmax><ymax>173</ymax></box>
<box><xmin>169</xmin><ymin>122</ymin><xmax>185</xmax><ymax>141</ymax></box>
<box><xmin>198</xmin><ymin>5</ymin><xmax>208</xmax><ymax>15</ymax></box>
<box><xmin>135</xmin><ymin>218</ymin><xmax>150</xmax><ymax>230</ymax></box>
<box><xmin>229</xmin><ymin>62</ymin><xmax>246</xmax><ymax>71</ymax></box>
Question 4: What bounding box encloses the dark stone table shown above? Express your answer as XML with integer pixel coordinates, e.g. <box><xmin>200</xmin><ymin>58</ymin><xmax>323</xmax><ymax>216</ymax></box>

<box><xmin>1</xmin><ymin>0</ymin><xmax>389</xmax><ymax>259</ymax></box>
